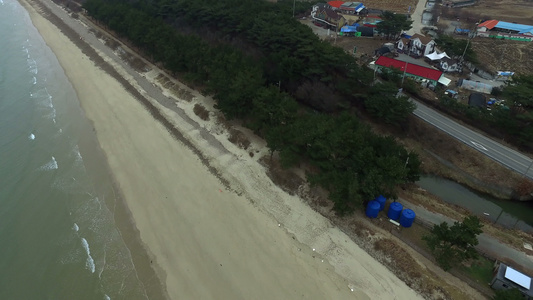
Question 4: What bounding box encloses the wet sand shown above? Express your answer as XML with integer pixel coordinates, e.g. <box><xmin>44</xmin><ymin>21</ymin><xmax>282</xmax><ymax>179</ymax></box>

<box><xmin>20</xmin><ymin>0</ymin><xmax>424</xmax><ymax>299</ymax></box>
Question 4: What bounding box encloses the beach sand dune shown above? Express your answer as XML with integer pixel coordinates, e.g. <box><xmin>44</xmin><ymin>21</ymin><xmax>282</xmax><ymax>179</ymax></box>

<box><xmin>21</xmin><ymin>1</ymin><xmax>424</xmax><ymax>299</ymax></box>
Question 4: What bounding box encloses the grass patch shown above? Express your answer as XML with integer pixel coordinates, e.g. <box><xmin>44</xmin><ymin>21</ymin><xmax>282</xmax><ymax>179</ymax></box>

<box><xmin>460</xmin><ymin>257</ymin><xmax>495</xmax><ymax>285</ymax></box>
<box><xmin>155</xmin><ymin>74</ymin><xmax>194</xmax><ymax>101</ymax></box>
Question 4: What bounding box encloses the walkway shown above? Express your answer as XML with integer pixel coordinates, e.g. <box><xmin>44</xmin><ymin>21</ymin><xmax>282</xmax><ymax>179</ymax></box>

<box><xmin>402</xmin><ymin>198</ymin><xmax>533</xmax><ymax>273</ymax></box>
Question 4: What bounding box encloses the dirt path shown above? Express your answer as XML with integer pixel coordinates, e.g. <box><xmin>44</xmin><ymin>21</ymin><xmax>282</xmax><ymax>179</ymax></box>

<box><xmin>407</xmin><ymin>0</ymin><xmax>427</xmax><ymax>35</ymax></box>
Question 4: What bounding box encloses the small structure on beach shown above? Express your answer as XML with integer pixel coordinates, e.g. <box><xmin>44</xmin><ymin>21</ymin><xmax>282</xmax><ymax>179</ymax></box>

<box><xmin>491</xmin><ymin>262</ymin><xmax>533</xmax><ymax>298</ymax></box>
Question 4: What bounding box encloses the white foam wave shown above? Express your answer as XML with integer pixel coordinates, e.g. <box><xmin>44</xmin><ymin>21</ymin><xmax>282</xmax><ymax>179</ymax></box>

<box><xmin>32</xmin><ymin>77</ymin><xmax>36</xmax><ymax>85</ymax></box>
<box><xmin>29</xmin><ymin>133</ymin><xmax>35</xmax><ymax>140</ymax></box>
<box><xmin>73</xmin><ymin>223</ymin><xmax>79</xmax><ymax>232</ymax></box>
<box><xmin>104</xmin><ymin>295</ymin><xmax>111</xmax><ymax>300</ymax></box>
<box><xmin>73</xmin><ymin>145</ymin><xmax>83</xmax><ymax>163</ymax></box>
<box><xmin>81</xmin><ymin>238</ymin><xmax>96</xmax><ymax>273</ymax></box>
<box><xmin>27</xmin><ymin>58</ymin><xmax>37</xmax><ymax>74</ymax></box>
<box><xmin>38</xmin><ymin>156</ymin><xmax>58</xmax><ymax>171</ymax></box>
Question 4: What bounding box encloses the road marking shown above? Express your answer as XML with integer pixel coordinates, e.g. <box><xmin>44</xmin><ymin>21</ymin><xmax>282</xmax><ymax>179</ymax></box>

<box><xmin>470</xmin><ymin>141</ymin><xmax>488</xmax><ymax>151</ymax></box>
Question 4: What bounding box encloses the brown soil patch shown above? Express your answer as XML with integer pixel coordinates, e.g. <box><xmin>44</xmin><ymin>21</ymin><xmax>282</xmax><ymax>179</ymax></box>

<box><xmin>334</xmin><ymin>36</ymin><xmax>387</xmax><ymax>58</ymax></box>
<box><xmin>471</xmin><ymin>38</ymin><xmax>533</xmax><ymax>75</ymax></box>
<box><xmin>228</xmin><ymin>128</ymin><xmax>251</xmax><ymax>150</ymax></box>
<box><xmin>193</xmin><ymin>103</ymin><xmax>210</xmax><ymax>121</ymax></box>
<box><xmin>362</xmin><ymin>0</ymin><xmax>418</xmax><ymax>13</ymax></box>
<box><xmin>457</xmin><ymin>0</ymin><xmax>533</xmax><ymax>25</ymax></box>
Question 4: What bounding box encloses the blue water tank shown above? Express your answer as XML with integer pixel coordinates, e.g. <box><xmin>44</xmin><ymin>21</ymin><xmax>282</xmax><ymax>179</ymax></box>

<box><xmin>387</xmin><ymin>202</ymin><xmax>403</xmax><ymax>220</ymax></box>
<box><xmin>366</xmin><ymin>201</ymin><xmax>380</xmax><ymax>218</ymax></box>
<box><xmin>375</xmin><ymin>195</ymin><xmax>387</xmax><ymax>211</ymax></box>
<box><xmin>400</xmin><ymin>209</ymin><xmax>416</xmax><ymax>228</ymax></box>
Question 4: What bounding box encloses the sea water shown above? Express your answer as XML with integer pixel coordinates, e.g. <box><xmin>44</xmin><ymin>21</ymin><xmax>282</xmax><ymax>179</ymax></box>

<box><xmin>0</xmin><ymin>0</ymin><xmax>148</xmax><ymax>298</ymax></box>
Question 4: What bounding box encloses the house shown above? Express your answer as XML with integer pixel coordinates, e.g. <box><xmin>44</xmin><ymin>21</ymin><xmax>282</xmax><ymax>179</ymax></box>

<box><xmin>396</xmin><ymin>37</ymin><xmax>409</xmax><ymax>53</ymax></box>
<box><xmin>477</xmin><ymin>20</ymin><xmax>533</xmax><ymax>41</ymax></box>
<box><xmin>327</xmin><ymin>0</ymin><xmax>344</xmax><ymax>10</ymax></box>
<box><xmin>339</xmin><ymin>2</ymin><xmax>366</xmax><ymax>14</ymax></box>
<box><xmin>374</xmin><ymin>56</ymin><xmax>444</xmax><ymax>86</ymax></box>
<box><xmin>491</xmin><ymin>263</ymin><xmax>533</xmax><ymax>299</ymax></box>
<box><xmin>396</xmin><ymin>34</ymin><xmax>436</xmax><ymax>57</ymax></box>
<box><xmin>374</xmin><ymin>46</ymin><xmax>391</xmax><ymax>57</ymax></box>
<box><xmin>312</xmin><ymin>5</ymin><xmax>347</xmax><ymax>29</ymax></box>
<box><xmin>362</xmin><ymin>15</ymin><xmax>381</xmax><ymax>28</ymax></box>
<box><xmin>478</xmin><ymin>20</ymin><xmax>533</xmax><ymax>35</ymax></box>
<box><xmin>408</xmin><ymin>34</ymin><xmax>436</xmax><ymax>57</ymax></box>
<box><xmin>439</xmin><ymin>57</ymin><xmax>461</xmax><ymax>72</ymax></box>
<box><xmin>468</xmin><ymin>93</ymin><xmax>486</xmax><ymax>108</ymax></box>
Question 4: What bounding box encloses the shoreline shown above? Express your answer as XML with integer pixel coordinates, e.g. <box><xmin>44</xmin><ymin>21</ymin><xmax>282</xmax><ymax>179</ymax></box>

<box><xmin>17</xmin><ymin>0</ymin><xmax>169</xmax><ymax>299</ymax></box>
<box><xmin>19</xmin><ymin>0</ymin><xmax>427</xmax><ymax>299</ymax></box>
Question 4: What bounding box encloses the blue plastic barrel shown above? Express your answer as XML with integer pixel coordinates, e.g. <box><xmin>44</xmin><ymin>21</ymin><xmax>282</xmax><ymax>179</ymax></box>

<box><xmin>400</xmin><ymin>209</ymin><xmax>416</xmax><ymax>228</ymax></box>
<box><xmin>366</xmin><ymin>201</ymin><xmax>380</xmax><ymax>218</ymax></box>
<box><xmin>375</xmin><ymin>195</ymin><xmax>387</xmax><ymax>211</ymax></box>
<box><xmin>387</xmin><ymin>202</ymin><xmax>403</xmax><ymax>220</ymax></box>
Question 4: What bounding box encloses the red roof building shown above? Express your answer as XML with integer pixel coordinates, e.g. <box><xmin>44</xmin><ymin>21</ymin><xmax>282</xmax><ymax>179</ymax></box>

<box><xmin>375</xmin><ymin>56</ymin><xmax>443</xmax><ymax>84</ymax></box>
<box><xmin>478</xmin><ymin>20</ymin><xmax>499</xmax><ymax>30</ymax></box>
<box><xmin>327</xmin><ymin>1</ymin><xmax>344</xmax><ymax>8</ymax></box>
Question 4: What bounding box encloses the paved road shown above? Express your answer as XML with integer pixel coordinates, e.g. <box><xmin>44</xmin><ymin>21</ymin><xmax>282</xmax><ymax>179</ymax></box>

<box><xmin>402</xmin><ymin>199</ymin><xmax>533</xmax><ymax>273</ymax></box>
<box><xmin>412</xmin><ymin>100</ymin><xmax>533</xmax><ymax>179</ymax></box>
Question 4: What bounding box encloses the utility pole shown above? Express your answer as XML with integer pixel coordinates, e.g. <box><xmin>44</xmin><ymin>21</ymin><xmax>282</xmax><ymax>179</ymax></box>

<box><xmin>461</xmin><ymin>24</ymin><xmax>478</xmax><ymax>62</ymax></box>
<box><xmin>401</xmin><ymin>60</ymin><xmax>408</xmax><ymax>86</ymax></box>
<box><xmin>292</xmin><ymin>0</ymin><xmax>296</xmax><ymax>18</ymax></box>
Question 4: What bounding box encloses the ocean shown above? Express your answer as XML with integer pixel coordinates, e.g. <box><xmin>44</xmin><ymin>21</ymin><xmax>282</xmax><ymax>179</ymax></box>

<box><xmin>0</xmin><ymin>0</ymin><xmax>148</xmax><ymax>298</ymax></box>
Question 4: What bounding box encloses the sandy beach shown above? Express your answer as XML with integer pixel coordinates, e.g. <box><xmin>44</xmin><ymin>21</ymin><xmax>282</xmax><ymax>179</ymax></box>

<box><xmin>20</xmin><ymin>0</ymin><xmax>425</xmax><ymax>299</ymax></box>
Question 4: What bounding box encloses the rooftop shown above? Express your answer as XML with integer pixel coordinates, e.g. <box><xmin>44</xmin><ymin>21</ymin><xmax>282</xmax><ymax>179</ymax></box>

<box><xmin>478</xmin><ymin>20</ymin><xmax>533</xmax><ymax>34</ymax></box>
<box><xmin>375</xmin><ymin>56</ymin><xmax>443</xmax><ymax>81</ymax></box>
<box><xmin>327</xmin><ymin>1</ymin><xmax>344</xmax><ymax>8</ymax></box>
<box><xmin>411</xmin><ymin>33</ymin><xmax>433</xmax><ymax>45</ymax></box>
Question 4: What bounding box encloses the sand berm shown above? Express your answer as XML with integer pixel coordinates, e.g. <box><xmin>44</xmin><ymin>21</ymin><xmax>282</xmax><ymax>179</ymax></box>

<box><xmin>20</xmin><ymin>0</ymin><xmax>424</xmax><ymax>298</ymax></box>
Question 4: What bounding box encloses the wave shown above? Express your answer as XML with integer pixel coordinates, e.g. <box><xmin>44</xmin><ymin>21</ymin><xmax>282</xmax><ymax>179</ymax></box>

<box><xmin>81</xmin><ymin>238</ymin><xmax>96</xmax><ymax>273</ymax></box>
<box><xmin>73</xmin><ymin>223</ymin><xmax>79</xmax><ymax>232</ymax></box>
<box><xmin>104</xmin><ymin>295</ymin><xmax>111</xmax><ymax>300</ymax></box>
<box><xmin>29</xmin><ymin>133</ymin><xmax>35</xmax><ymax>140</ymax></box>
<box><xmin>73</xmin><ymin>144</ymin><xmax>83</xmax><ymax>164</ymax></box>
<box><xmin>38</xmin><ymin>156</ymin><xmax>58</xmax><ymax>171</ymax></box>
<box><xmin>27</xmin><ymin>58</ymin><xmax>38</xmax><ymax>75</ymax></box>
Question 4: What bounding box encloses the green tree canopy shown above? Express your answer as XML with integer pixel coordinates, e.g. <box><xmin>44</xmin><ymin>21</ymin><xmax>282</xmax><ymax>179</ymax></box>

<box><xmin>423</xmin><ymin>215</ymin><xmax>483</xmax><ymax>271</ymax></box>
<box><xmin>502</xmin><ymin>74</ymin><xmax>533</xmax><ymax>109</ymax></box>
<box><xmin>364</xmin><ymin>82</ymin><xmax>416</xmax><ymax>125</ymax></box>
<box><xmin>376</xmin><ymin>11</ymin><xmax>413</xmax><ymax>40</ymax></box>
<box><xmin>435</xmin><ymin>35</ymin><xmax>477</xmax><ymax>63</ymax></box>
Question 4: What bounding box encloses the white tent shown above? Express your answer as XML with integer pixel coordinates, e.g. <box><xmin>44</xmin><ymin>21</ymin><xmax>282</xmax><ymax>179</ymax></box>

<box><xmin>425</xmin><ymin>52</ymin><xmax>451</xmax><ymax>61</ymax></box>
